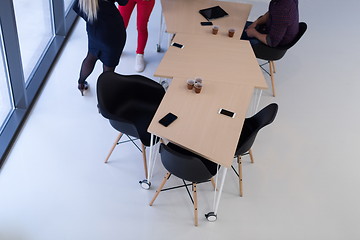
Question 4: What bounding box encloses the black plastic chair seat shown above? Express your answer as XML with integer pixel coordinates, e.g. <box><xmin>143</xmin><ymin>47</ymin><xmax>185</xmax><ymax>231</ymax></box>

<box><xmin>235</xmin><ymin>103</ymin><xmax>278</xmax><ymax>156</ymax></box>
<box><xmin>231</xmin><ymin>103</ymin><xmax>278</xmax><ymax>197</ymax></box>
<box><xmin>252</xmin><ymin>22</ymin><xmax>307</xmax><ymax>61</ymax></box>
<box><xmin>252</xmin><ymin>43</ymin><xmax>288</xmax><ymax>61</ymax></box>
<box><xmin>161</xmin><ymin>143</ymin><xmax>218</xmax><ymax>183</ymax></box>
<box><xmin>97</xmin><ymin>72</ymin><xmax>165</xmax><ymax>147</ymax></box>
<box><xmin>151</xmin><ymin>143</ymin><xmax>218</xmax><ymax>226</ymax></box>
<box><xmin>236</xmin><ymin>120</ymin><xmax>257</xmax><ymax>156</ymax></box>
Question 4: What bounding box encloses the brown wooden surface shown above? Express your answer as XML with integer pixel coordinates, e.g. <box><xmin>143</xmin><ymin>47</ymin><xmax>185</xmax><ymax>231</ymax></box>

<box><xmin>154</xmin><ymin>33</ymin><xmax>268</xmax><ymax>89</ymax></box>
<box><xmin>161</xmin><ymin>0</ymin><xmax>252</xmax><ymax>39</ymax></box>
<box><xmin>148</xmin><ymin>77</ymin><xmax>254</xmax><ymax>168</ymax></box>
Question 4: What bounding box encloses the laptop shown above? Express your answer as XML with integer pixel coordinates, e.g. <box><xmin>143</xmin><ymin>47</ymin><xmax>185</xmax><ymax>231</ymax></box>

<box><xmin>199</xmin><ymin>6</ymin><xmax>229</xmax><ymax>21</ymax></box>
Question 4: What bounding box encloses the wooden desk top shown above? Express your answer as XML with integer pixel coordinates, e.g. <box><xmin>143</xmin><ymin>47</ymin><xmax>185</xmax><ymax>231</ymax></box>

<box><xmin>148</xmin><ymin>77</ymin><xmax>254</xmax><ymax>168</ymax></box>
<box><xmin>154</xmin><ymin>33</ymin><xmax>268</xmax><ymax>89</ymax></box>
<box><xmin>161</xmin><ymin>0</ymin><xmax>252</xmax><ymax>39</ymax></box>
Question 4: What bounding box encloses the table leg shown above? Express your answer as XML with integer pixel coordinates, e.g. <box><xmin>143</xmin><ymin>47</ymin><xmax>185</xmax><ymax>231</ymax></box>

<box><xmin>205</xmin><ymin>166</ymin><xmax>228</xmax><ymax>221</ymax></box>
<box><xmin>250</xmin><ymin>88</ymin><xmax>262</xmax><ymax>115</ymax></box>
<box><xmin>157</xmin><ymin>12</ymin><xmax>165</xmax><ymax>52</ymax></box>
<box><xmin>149</xmin><ymin>138</ymin><xmax>160</xmax><ymax>180</ymax></box>
<box><xmin>214</xmin><ymin>167</ymin><xmax>227</xmax><ymax>215</ymax></box>
<box><xmin>254</xmin><ymin>88</ymin><xmax>262</xmax><ymax>113</ymax></box>
<box><xmin>140</xmin><ymin>133</ymin><xmax>156</xmax><ymax>189</ymax></box>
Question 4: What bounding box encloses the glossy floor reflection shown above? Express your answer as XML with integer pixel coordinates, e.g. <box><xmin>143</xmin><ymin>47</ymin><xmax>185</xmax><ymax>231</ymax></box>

<box><xmin>1</xmin><ymin>0</ymin><xmax>360</xmax><ymax>239</ymax></box>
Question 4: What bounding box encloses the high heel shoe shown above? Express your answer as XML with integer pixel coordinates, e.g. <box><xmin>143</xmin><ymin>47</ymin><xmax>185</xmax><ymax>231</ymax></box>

<box><xmin>78</xmin><ymin>81</ymin><xmax>89</xmax><ymax>96</ymax></box>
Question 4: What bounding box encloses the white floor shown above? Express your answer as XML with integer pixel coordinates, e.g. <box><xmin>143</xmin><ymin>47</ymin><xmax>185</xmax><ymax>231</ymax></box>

<box><xmin>1</xmin><ymin>0</ymin><xmax>360</xmax><ymax>239</ymax></box>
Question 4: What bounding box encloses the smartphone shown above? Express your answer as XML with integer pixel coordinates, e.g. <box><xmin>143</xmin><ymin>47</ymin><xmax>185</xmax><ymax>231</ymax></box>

<box><xmin>171</xmin><ymin>42</ymin><xmax>184</xmax><ymax>49</ymax></box>
<box><xmin>218</xmin><ymin>108</ymin><xmax>236</xmax><ymax>118</ymax></box>
<box><xmin>159</xmin><ymin>112</ymin><xmax>178</xmax><ymax>127</ymax></box>
<box><xmin>201</xmin><ymin>21</ymin><xmax>213</xmax><ymax>26</ymax></box>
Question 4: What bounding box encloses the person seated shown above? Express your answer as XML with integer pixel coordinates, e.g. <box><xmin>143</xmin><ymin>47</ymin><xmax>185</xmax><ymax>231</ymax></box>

<box><xmin>241</xmin><ymin>0</ymin><xmax>299</xmax><ymax>47</ymax></box>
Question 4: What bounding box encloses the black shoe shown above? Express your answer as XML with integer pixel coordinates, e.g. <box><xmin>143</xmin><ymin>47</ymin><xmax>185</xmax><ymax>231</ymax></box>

<box><xmin>78</xmin><ymin>81</ymin><xmax>89</xmax><ymax>96</ymax></box>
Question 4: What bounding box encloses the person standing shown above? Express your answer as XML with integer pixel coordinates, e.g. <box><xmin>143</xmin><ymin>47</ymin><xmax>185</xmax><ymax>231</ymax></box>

<box><xmin>241</xmin><ymin>0</ymin><xmax>299</xmax><ymax>47</ymax></box>
<box><xmin>73</xmin><ymin>0</ymin><xmax>128</xmax><ymax>96</ymax></box>
<box><xmin>118</xmin><ymin>0</ymin><xmax>155</xmax><ymax>72</ymax></box>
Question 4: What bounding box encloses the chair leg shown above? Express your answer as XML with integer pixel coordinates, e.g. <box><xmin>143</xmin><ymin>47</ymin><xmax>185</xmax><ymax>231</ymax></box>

<box><xmin>237</xmin><ymin>156</ymin><xmax>243</xmax><ymax>197</ymax></box>
<box><xmin>193</xmin><ymin>183</ymin><xmax>198</xmax><ymax>226</ymax></box>
<box><xmin>271</xmin><ymin>61</ymin><xmax>276</xmax><ymax>73</ymax></box>
<box><xmin>104</xmin><ymin>133</ymin><xmax>123</xmax><ymax>163</ymax></box>
<box><xmin>249</xmin><ymin>149</ymin><xmax>254</xmax><ymax>163</ymax></box>
<box><xmin>269</xmin><ymin>61</ymin><xmax>276</xmax><ymax>97</ymax></box>
<box><xmin>149</xmin><ymin>172</ymin><xmax>170</xmax><ymax>206</ymax></box>
<box><xmin>141</xmin><ymin>144</ymin><xmax>148</xmax><ymax>179</ymax></box>
<box><xmin>210</xmin><ymin>178</ymin><xmax>217</xmax><ymax>190</ymax></box>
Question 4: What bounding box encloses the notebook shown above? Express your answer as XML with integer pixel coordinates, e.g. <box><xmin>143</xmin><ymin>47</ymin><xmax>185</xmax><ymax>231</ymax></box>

<box><xmin>199</xmin><ymin>6</ymin><xmax>229</xmax><ymax>21</ymax></box>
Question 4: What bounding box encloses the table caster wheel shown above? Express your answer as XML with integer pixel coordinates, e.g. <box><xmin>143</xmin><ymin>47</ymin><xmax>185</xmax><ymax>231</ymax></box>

<box><xmin>205</xmin><ymin>212</ymin><xmax>217</xmax><ymax>222</ymax></box>
<box><xmin>156</xmin><ymin>44</ymin><xmax>161</xmax><ymax>52</ymax></box>
<box><xmin>139</xmin><ymin>179</ymin><xmax>151</xmax><ymax>189</ymax></box>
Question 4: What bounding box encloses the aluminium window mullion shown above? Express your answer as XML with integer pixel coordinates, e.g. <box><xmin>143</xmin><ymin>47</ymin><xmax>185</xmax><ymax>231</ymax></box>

<box><xmin>0</xmin><ymin>0</ymin><xmax>27</xmax><ymax>110</ymax></box>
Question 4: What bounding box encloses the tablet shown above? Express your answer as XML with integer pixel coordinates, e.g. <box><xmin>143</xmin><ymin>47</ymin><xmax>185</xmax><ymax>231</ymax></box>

<box><xmin>199</xmin><ymin>6</ymin><xmax>229</xmax><ymax>21</ymax></box>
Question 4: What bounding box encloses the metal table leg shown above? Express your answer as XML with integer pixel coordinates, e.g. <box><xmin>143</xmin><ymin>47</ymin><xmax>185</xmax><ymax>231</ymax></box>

<box><xmin>139</xmin><ymin>134</ymin><xmax>159</xmax><ymax>189</ymax></box>
<box><xmin>205</xmin><ymin>166</ymin><xmax>228</xmax><ymax>221</ymax></box>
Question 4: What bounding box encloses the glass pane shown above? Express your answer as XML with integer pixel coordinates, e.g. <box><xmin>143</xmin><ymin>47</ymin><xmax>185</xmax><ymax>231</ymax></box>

<box><xmin>64</xmin><ymin>0</ymin><xmax>74</xmax><ymax>13</ymax></box>
<box><xmin>13</xmin><ymin>0</ymin><xmax>54</xmax><ymax>82</ymax></box>
<box><xmin>0</xmin><ymin>27</ymin><xmax>14</xmax><ymax>132</ymax></box>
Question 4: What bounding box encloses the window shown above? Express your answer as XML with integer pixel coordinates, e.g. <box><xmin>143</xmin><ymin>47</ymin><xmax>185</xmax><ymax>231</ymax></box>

<box><xmin>64</xmin><ymin>0</ymin><xmax>74</xmax><ymax>13</ymax></box>
<box><xmin>0</xmin><ymin>27</ymin><xmax>13</xmax><ymax>131</ymax></box>
<box><xmin>0</xmin><ymin>0</ymin><xmax>77</xmax><ymax>166</ymax></box>
<box><xmin>12</xmin><ymin>0</ymin><xmax>54</xmax><ymax>82</ymax></box>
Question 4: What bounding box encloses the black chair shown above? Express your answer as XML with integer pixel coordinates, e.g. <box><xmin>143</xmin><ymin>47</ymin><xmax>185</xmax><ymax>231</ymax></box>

<box><xmin>149</xmin><ymin>143</ymin><xmax>218</xmax><ymax>226</ymax></box>
<box><xmin>232</xmin><ymin>103</ymin><xmax>278</xmax><ymax>197</ymax></box>
<box><xmin>252</xmin><ymin>22</ymin><xmax>307</xmax><ymax>96</ymax></box>
<box><xmin>96</xmin><ymin>72</ymin><xmax>165</xmax><ymax>178</ymax></box>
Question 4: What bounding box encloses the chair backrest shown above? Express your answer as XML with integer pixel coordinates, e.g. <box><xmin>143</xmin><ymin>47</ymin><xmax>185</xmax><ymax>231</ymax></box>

<box><xmin>159</xmin><ymin>143</ymin><xmax>218</xmax><ymax>183</ymax></box>
<box><xmin>253</xmin><ymin>22</ymin><xmax>307</xmax><ymax>61</ymax></box>
<box><xmin>97</xmin><ymin>72</ymin><xmax>165</xmax><ymax>145</ymax></box>
<box><xmin>279</xmin><ymin>22</ymin><xmax>307</xmax><ymax>50</ymax></box>
<box><xmin>235</xmin><ymin>103</ymin><xmax>278</xmax><ymax>156</ymax></box>
<box><xmin>97</xmin><ymin>72</ymin><xmax>165</xmax><ymax>120</ymax></box>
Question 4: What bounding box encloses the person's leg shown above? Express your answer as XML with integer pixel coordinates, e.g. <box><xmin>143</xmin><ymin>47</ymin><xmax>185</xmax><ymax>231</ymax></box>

<box><xmin>77</xmin><ymin>51</ymin><xmax>97</xmax><ymax>95</ymax></box>
<box><xmin>135</xmin><ymin>0</ymin><xmax>155</xmax><ymax>54</ymax></box>
<box><xmin>134</xmin><ymin>0</ymin><xmax>155</xmax><ymax>72</ymax></box>
<box><xmin>103</xmin><ymin>64</ymin><xmax>116</xmax><ymax>73</ymax></box>
<box><xmin>78</xmin><ymin>51</ymin><xmax>98</xmax><ymax>84</ymax></box>
<box><xmin>240</xmin><ymin>21</ymin><xmax>260</xmax><ymax>45</ymax></box>
<box><xmin>118</xmin><ymin>0</ymin><xmax>136</xmax><ymax>28</ymax></box>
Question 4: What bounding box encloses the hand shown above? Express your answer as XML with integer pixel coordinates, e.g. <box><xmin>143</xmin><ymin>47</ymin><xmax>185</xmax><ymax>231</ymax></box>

<box><xmin>245</xmin><ymin>27</ymin><xmax>258</xmax><ymax>38</ymax></box>
<box><xmin>248</xmin><ymin>22</ymin><xmax>257</xmax><ymax>29</ymax></box>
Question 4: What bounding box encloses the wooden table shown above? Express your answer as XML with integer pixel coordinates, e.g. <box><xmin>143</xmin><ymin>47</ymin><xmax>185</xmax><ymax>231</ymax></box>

<box><xmin>155</xmin><ymin>32</ymin><xmax>268</xmax><ymax>89</ymax></box>
<box><xmin>144</xmin><ymin>2</ymin><xmax>267</xmax><ymax>221</ymax></box>
<box><xmin>160</xmin><ymin>0</ymin><xmax>252</xmax><ymax>39</ymax></box>
<box><xmin>149</xmin><ymin>77</ymin><xmax>254</xmax><ymax>168</ymax></box>
<box><xmin>146</xmin><ymin>76</ymin><xmax>254</xmax><ymax>221</ymax></box>
<box><xmin>144</xmin><ymin>33</ymin><xmax>268</xmax><ymax>221</ymax></box>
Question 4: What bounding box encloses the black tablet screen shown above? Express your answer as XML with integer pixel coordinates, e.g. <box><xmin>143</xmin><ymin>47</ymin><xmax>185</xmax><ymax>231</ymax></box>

<box><xmin>199</xmin><ymin>6</ymin><xmax>229</xmax><ymax>21</ymax></box>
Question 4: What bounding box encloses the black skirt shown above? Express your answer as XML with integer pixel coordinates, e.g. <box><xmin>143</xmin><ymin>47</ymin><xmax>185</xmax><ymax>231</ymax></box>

<box><xmin>76</xmin><ymin>0</ymin><xmax>127</xmax><ymax>67</ymax></box>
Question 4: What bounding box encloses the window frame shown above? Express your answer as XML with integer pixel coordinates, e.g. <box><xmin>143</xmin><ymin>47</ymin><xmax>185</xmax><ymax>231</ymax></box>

<box><xmin>0</xmin><ymin>0</ymin><xmax>78</xmax><ymax>168</ymax></box>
